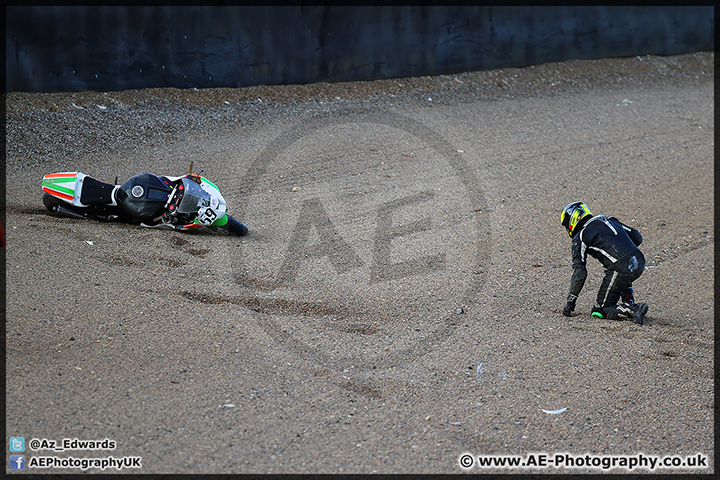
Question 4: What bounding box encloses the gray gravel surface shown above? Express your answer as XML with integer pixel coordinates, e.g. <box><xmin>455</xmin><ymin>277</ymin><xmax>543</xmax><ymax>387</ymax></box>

<box><xmin>5</xmin><ymin>51</ymin><xmax>714</xmax><ymax>474</ymax></box>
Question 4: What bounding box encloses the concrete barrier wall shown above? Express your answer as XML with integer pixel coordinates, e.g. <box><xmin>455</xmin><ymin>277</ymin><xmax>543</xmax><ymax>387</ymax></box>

<box><xmin>5</xmin><ymin>6</ymin><xmax>714</xmax><ymax>93</ymax></box>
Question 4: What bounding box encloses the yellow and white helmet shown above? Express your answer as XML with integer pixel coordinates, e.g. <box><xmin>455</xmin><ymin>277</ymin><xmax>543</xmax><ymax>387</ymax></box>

<box><xmin>560</xmin><ymin>202</ymin><xmax>593</xmax><ymax>238</ymax></box>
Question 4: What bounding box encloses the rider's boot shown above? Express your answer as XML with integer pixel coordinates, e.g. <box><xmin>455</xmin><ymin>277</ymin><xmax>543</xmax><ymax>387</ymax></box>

<box><xmin>591</xmin><ymin>303</ymin><xmax>635</xmax><ymax>320</ymax></box>
<box><xmin>631</xmin><ymin>302</ymin><xmax>649</xmax><ymax>325</ymax></box>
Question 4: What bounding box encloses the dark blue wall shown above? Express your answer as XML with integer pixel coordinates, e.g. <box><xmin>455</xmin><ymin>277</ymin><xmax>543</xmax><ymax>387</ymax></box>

<box><xmin>5</xmin><ymin>6</ymin><xmax>715</xmax><ymax>93</ymax></box>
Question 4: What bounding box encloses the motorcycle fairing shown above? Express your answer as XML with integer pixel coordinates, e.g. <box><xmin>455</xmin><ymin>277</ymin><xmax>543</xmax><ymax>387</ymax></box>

<box><xmin>43</xmin><ymin>172</ymin><xmax>120</xmax><ymax>208</ymax></box>
<box><xmin>164</xmin><ymin>174</ymin><xmax>228</xmax><ymax>227</ymax></box>
<box><xmin>42</xmin><ymin>172</ymin><xmax>88</xmax><ymax>207</ymax></box>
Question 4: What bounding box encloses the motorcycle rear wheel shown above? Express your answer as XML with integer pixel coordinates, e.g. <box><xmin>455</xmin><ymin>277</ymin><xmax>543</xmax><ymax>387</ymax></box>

<box><xmin>43</xmin><ymin>192</ymin><xmax>66</xmax><ymax>211</ymax></box>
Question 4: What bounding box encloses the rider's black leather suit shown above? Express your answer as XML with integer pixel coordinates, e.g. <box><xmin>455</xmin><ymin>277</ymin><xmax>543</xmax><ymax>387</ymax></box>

<box><xmin>567</xmin><ymin>215</ymin><xmax>645</xmax><ymax>319</ymax></box>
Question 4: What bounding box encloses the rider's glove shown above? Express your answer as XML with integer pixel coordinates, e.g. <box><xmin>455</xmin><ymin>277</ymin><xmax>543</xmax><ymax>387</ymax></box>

<box><xmin>563</xmin><ymin>294</ymin><xmax>577</xmax><ymax>317</ymax></box>
<box><xmin>197</xmin><ymin>206</ymin><xmax>217</xmax><ymax>226</ymax></box>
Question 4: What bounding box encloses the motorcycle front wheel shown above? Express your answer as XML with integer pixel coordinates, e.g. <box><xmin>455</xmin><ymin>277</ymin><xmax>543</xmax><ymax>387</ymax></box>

<box><xmin>226</xmin><ymin>215</ymin><xmax>249</xmax><ymax>236</ymax></box>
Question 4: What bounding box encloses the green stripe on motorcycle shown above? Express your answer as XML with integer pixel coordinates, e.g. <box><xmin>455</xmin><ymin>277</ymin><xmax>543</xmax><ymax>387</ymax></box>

<box><xmin>42</xmin><ymin>178</ymin><xmax>76</xmax><ymax>189</ymax></box>
<box><xmin>42</xmin><ymin>182</ymin><xmax>75</xmax><ymax>196</ymax></box>
<box><xmin>201</xmin><ymin>177</ymin><xmax>220</xmax><ymax>191</ymax></box>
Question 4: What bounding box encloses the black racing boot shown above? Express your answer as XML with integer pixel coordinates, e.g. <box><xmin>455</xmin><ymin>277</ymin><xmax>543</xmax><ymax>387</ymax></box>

<box><xmin>632</xmin><ymin>302</ymin><xmax>649</xmax><ymax>325</ymax></box>
<box><xmin>615</xmin><ymin>303</ymin><xmax>636</xmax><ymax>320</ymax></box>
<box><xmin>592</xmin><ymin>303</ymin><xmax>634</xmax><ymax>320</ymax></box>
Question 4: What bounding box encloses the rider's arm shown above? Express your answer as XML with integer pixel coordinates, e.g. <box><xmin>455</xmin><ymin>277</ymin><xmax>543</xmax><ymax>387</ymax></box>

<box><xmin>568</xmin><ymin>235</ymin><xmax>587</xmax><ymax>301</ymax></box>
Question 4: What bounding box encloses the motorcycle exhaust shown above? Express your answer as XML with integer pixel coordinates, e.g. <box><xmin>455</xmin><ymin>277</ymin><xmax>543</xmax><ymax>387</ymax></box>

<box><xmin>53</xmin><ymin>205</ymin><xmax>87</xmax><ymax>220</ymax></box>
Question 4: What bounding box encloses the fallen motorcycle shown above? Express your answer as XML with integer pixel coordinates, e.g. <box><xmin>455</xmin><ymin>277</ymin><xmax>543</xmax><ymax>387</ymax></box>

<box><xmin>41</xmin><ymin>163</ymin><xmax>248</xmax><ymax>236</ymax></box>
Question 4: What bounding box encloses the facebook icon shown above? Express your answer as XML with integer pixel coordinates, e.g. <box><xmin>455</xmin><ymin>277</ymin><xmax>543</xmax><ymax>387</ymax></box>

<box><xmin>10</xmin><ymin>454</ymin><xmax>25</xmax><ymax>470</ymax></box>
